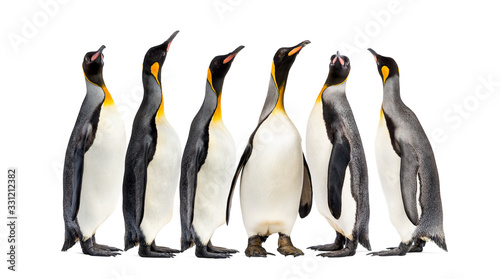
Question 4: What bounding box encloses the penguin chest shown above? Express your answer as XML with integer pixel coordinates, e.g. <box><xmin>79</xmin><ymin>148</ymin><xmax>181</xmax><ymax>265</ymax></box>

<box><xmin>240</xmin><ymin>111</ymin><xmax>303</xmax><ymax>235</ymax></box>
<box><xmin>306</xmin><ymin>103</ymin><xmax>334</xmax><ymax>218</ymax></box>
<box><xmin>193</xmin><ymin>121</ymin><xmax>235</xmax><ymax>229</ymax></box>
<box><xmin>78</xmin><ymin>104</ymin><xmax>126</xmax><ymax>238</ymax></box>
<box><xmin>375</xmin><ymin>115</ymin><xmax>416</xmax><ymax>242</ymax></box>
<box><xmin>140</xmin><ymin>118</ymin><xmax>181</xmax><ymax>239</ymax></box>
<box><xmin>306</xmin><ymin>102</ymin><xmax>357</xmax><ymax>237</ymax></box>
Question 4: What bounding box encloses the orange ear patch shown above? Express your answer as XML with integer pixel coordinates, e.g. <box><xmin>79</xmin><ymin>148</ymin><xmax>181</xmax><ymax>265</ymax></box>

<box><xmin>381</xmin><ymin>66</ymin><xmax>389</xmax><ymax>84</ymax></box>
<box><xmin>150</xmin><ymin>62</ymin><xmax>160</xmax><ymax>85</ymax></box>
<box><xmin>207</xmin><ymin>68</ymin><xmax>216</xmax><ymax>93</ymax></box>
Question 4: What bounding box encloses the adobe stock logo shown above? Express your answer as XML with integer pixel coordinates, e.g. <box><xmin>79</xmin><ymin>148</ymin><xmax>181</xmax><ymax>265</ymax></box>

<box><xmin>431</xmin><ymin>74</ymin><xmax>500</xmax><ymax>145</ymax></box>
<box><xmin>212</xmin><ymin>0</ymin><xmax>243</xmax><ymax>21</ymax></box>
<box><xmin>7</xmin><ymin>0</ymin><xmax>70</xmax><ymax>54</ymax></box>
<box><xmin>339</xmin><ymin>0</ymin><xmax>410</xmax><ymax>56</ymax></box>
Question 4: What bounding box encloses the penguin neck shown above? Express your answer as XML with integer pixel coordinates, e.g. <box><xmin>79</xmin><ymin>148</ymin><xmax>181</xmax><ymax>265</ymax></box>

<box><xmin>212</xmin><ymin>92</ymin><xmax>223</xmax><ymax>123</ymax></box>
<box><xmin>205</xmin><ymin>81</ymin><xmax>223</xmax><ymax>124</ymax></box>
<box><xmin>257</xmin><ymin>74</ymin><xmax>288</xmax><ymax>123</ymax></box>
<box><xmin>317</xmin><ymin>83</ymin><xmax>346</xmax><ymax>104</ymax></box>
<box><xmin>273</xmin><ymin>83</ymin><xmax>286</xmax><ymax>114</ymax></box>
<box><xmin>142</xmin><ymin>73</ymin><xmax>164</xmax><ymax>120</ymax></box>
<box><xmin>84</xmin><ymin>78</ymin><xmax>114</xmax><ymax>107</ymax></box>
<box><xmin>382</xmin><ymin>76</ymin><xmax>403</xmax><ymax>114</ymax></box>
<box><xmin>271</xmin><ymin>61</ymin><xmax>289</xmax><ymax>114</ymax></box>
<box><xmin>316</xmin><ymin>84</ymin><xmax>328</xmax><ymax>104</ymax></box>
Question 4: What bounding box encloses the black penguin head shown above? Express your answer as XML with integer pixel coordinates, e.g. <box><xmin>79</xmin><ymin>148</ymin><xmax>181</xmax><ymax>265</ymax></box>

<box><xmin>207</xmin><ymin>45</ymin><xmax>245</xmax><ymax>95</ymax></box>
<box><xmin>83</xmin><ymin>45</ymin><xmax>106</xmax><ymax>86</ymax></box>
<box><xmin>272</xmin><ymin>40</ymin><xmax>310</xmax><ymax>88</ymax></box>
<box><xmin>368</xmin><ymin>48</ymin><xmax>399</xmax><ymax>85</ymax></box>
<box><xmin>325</xmin><ymin>51</ymin><xmax>351</xmax><ymax>86</ymax></box>
<box><xmin>143</xmin><ymin>30</ymin><xmax>179</xmax><ymax>85</ymax></box>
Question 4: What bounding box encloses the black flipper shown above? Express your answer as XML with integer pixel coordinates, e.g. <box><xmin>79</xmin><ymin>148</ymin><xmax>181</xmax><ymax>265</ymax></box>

<box><xmin>299</xmin><ymin>154</ymin><xmax>313</xmax><ymax>218</ymax></box>
<box><xmin>180</xmin><ymin>143</ymin><xmax>205</xmax><ymax>251</ymax></box>
<box><xmin>400</xmin><ymin>143</ymin><xmax>419</xmax><ymax>226</ymax></box>
<box><xmin>136</xmin><ymin>141</ymin><xmax>154</xmax><ymax>227</ymax></box>
<box><xmin>70</xmin><ymin>124</ymin><xmax>91</xmax><ymax>221</ymax></box>
<box><xmin>123</xmin><ymin>136</ymin><xmax>154</xmax><ymax>251</ymax></box>
<box><xmin>226</xmin><ymin>143</ymin><xmax>253</xmax><ymax>224</ymax></box>
<box><xmin>327</xmin><ymin>132</ymin><xmax>351</xmax><ymax>220</ymax></box>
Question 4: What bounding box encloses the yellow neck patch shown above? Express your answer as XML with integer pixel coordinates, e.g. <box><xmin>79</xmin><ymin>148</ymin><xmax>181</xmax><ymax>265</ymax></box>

<box><xmin>83</xmin><ymin>69</ymin><xmax>114</xmax><ymax>107</ymax></box>
<box><xmin>316</xmin><ymin>84</ymin><xmax>328</xmax><ymax>104</ymax></box>
<box><xmin>157</xmin><ymin>95</ymin><xmax>165</xmax><ymax>119</ymax></box>
<box><xmin>380</xmin><ymin>105</ymin><xmax>384</xmax><ymax>120</ymax></box>
<box><xmin>150</xmin><ymin>62</ymin><xmax>160</xmax><ymax>85</ymax></box>
<box><xmin>381</xmin><ymin>65</ymin><xmax>389</xmax><ymax>84</ymax></box>
<box><xmin>274</xmin><ymin>86</ymin><xmax>285</xmax><ymax>113</ymax></box>
<box><xmin>212</xmin><ymin>94</ymin><xmax>222</xmax><ymax>123</ymax></box>
<box><xmin>102</xmin><ymin>86</ymin><xmax>115</xmax><ymax>106</ymax></box>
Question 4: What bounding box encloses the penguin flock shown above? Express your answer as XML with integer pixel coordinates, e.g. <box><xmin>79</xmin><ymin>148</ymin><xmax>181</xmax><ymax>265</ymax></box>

<box><xmin>62</xmin><ymin>30</ymin><xmax>447</xmax><ymax>258</ymax></box>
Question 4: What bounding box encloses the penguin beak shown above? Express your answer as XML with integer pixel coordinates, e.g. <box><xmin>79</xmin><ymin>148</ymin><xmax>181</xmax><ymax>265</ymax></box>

<box><xmin>288</xmin><ymin>40</ymin><xmax>311</xmax><ymax>56</ymax></box>
<box><xmin>367</xmin><ymin>48</ymin><xmax>378</xmax><ymax>62</ymax></box>
<box><xmin>91</xmin><ymin>45</ymin><xmax>105</xmax><ymax>62</ymax></box>
<box><xmin>332</xmin><ymin>51</ymin><xmax>345</xmax><ymax>66</ymax></box>
<box><xmin>223</xmin><ymin>45</ymin><xmax>245</xmax><ymax>64</ymax></box>
<box><xmin>163</xmin><ymin>30</ymin><xmax>179</xmax><ymax>52</ymax></box>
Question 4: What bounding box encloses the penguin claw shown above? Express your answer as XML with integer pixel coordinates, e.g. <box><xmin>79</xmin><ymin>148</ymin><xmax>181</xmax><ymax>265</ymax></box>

<box><xmin>93</xmin><ymin>243</ymin><xmax>123</xmax><ymax>252</ymax></box>
<box><xmin>151</xmin><ymin>241</ymin><xmax>181</xmax><ymax>254</ymax></box>
<box><xmin>245</xmin><ymin>245</ymin><xmax>274</xmax><ymax>257</ymax></box>
<box><xmin>85</xmin><ymin>250</ymin><xmax>121</xmax><ymax>257</ymax></box>
<box><xmin>81</xmin><ymin>237</ymin><xmax>121</xmax><ymax>257</ymax></box>
<box><xmin>152</xmin><ymin>245</ymin><xmax>181</xmax><ymax>254</ymax></box>
<box><xmin>277</xmin><ymin>246</ymin><xmax>304</xmax><ymax>257</ymax></box>
<box><xmin>307</xmin><ymin>243</ymin><xmax>343</xmax><ymax>251</ymax></box>
<box><xmin>408</xmin><ymin>239</ymin><xmax>426</xmax><ymax>253</ymax></box>
<box><xmin>207</xmin><ymin>241</ymin><xmax>239</xmax><ymax>254</ymax></box>
<box><xmin>317</xmin><ymin>248</ymin><xmax>355</xmax><ymax>257</ymax></box>
<box><xmin>139</xmin><ymin>244</ymin><xmax>176</xmax><ymax>258</ymax></box>
<box><xmin>277</xmin><ymin>234</ymin><xmax>304</xmax><ymax>257</ymax></box>
<box><xmin>368</xmin><ymin>242</ymin><xmax>410</xmax><ymax>256</ymax></box>
<box><xmin>91</xmin><ymin>236</ymin><xmax>122</xmax><ymax>252</ymax></box>
<box><xmin>196</xmin><ymin>245</ymin><xmax>232</xmax><ymax>259</ymax></box>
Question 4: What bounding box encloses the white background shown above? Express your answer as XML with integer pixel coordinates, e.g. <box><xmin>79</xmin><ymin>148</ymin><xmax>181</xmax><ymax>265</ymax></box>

<box><xmin>1</xmin><ymin>0</ymin><xmax>499</xmax><ymax>278</ymax></box>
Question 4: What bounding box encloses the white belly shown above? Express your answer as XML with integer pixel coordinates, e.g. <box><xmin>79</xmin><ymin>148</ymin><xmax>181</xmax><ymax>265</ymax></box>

<box><xmin>77</xmin><ymin>104</ymin><xmax>126</xmax><ymax>240</ymax></box>
<box><xmin>192</xmin><ymin>120</ymin><xmax>235</xmax><ymax>244</ymax></box>
<box><xmin>240</xmin><ymin>111</ymin><xmax>303</xmax><ymax>236</ymax></box>
<box><xmin>140</xmin><ymin>117</ymin><xmax>181</xmax><ymax>244</ymax></box>
<box><xmin>375</xmin><ymin>116</ymin><xmax>416</xmax><ymax>242</ymax></box>
<box><xmin>306</xmin><ymin>102</ymin><xmax>357</xmax><ymax>239</ymax></box>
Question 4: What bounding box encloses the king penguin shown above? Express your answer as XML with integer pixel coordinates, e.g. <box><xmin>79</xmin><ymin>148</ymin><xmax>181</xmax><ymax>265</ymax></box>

<box><xmin>367</xmin><ymin>48</ymin><xmax>447</xmax><ymax>256</ymax></box>
<box><xmin>180</xmin><ymin>45</ymin><xmax>244</xmax><ymax>258</ymax></box>
<box><xmin>122</xmin><ymin>31</ymin><xmax>181</xmax><ymax>257</ymax></box>
<box><xmin>306</xmin><ymin>52</ymin><xmax>371</xmax><ymax>257</ymax></box>
<box><xmin>62</xmin><ymin>45</ymin><xmax>126</xmax><ymax>256</ymax></box>
<box><xmin>228</xmin><ymin>40</ymin><xmax>313</xmax><ymax>257</ymax></box>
